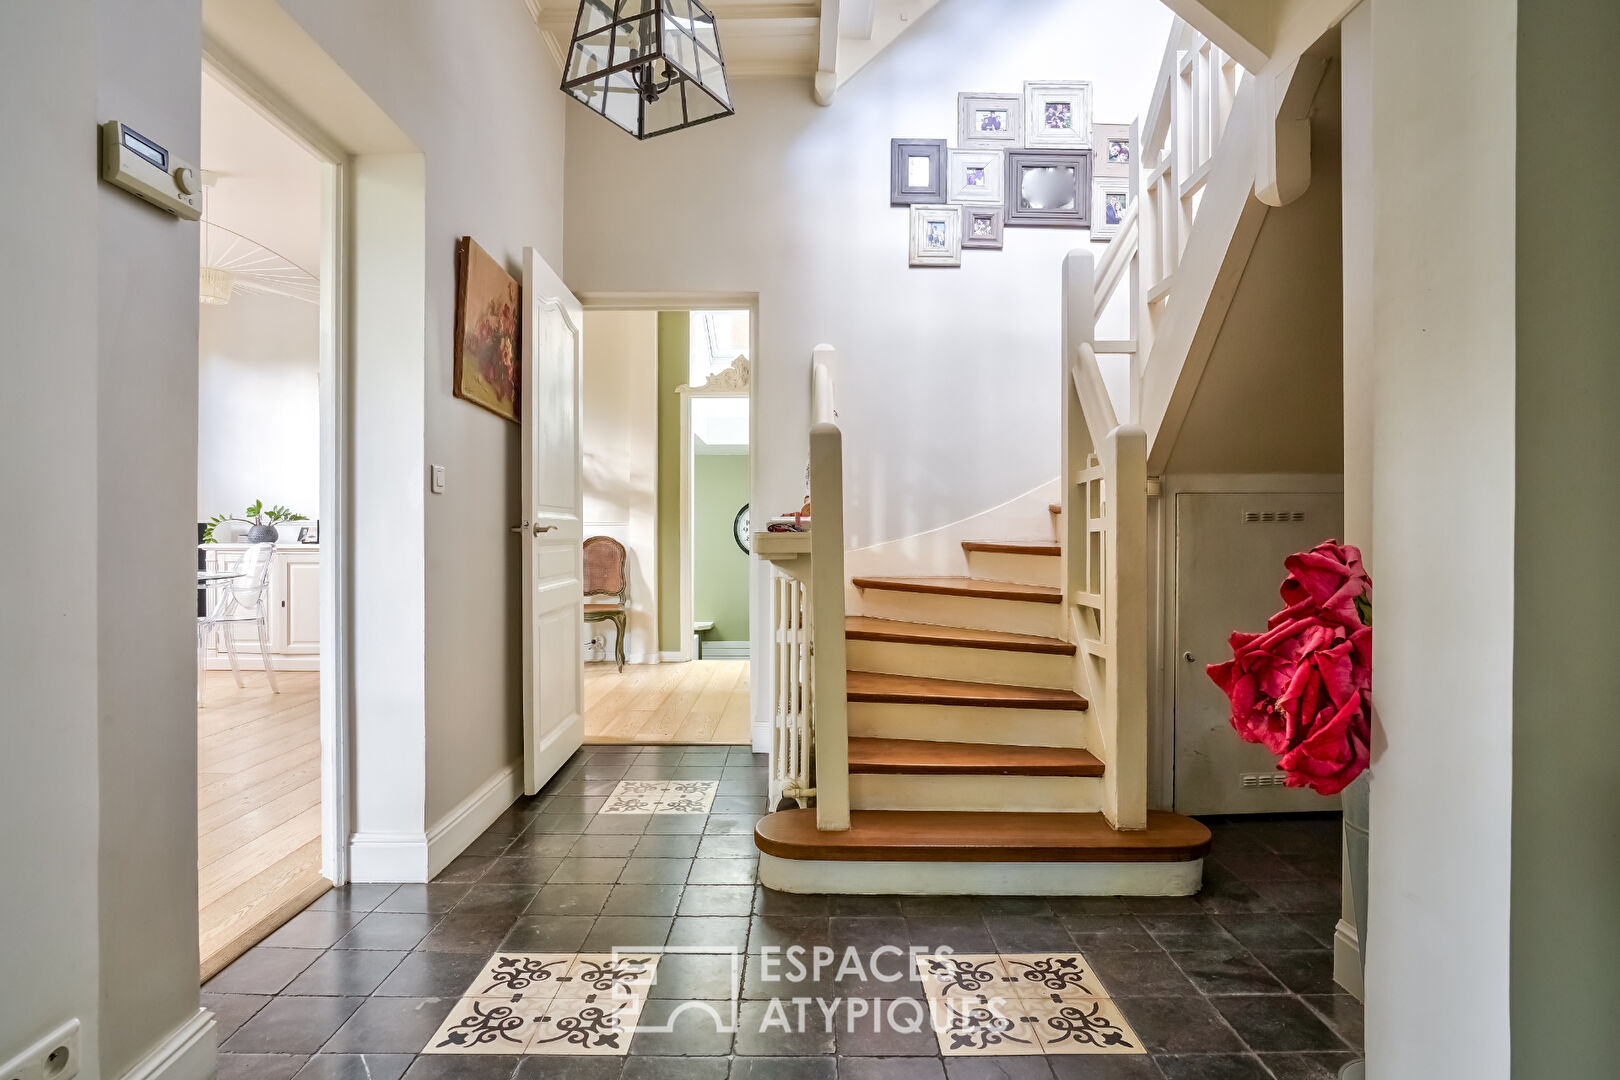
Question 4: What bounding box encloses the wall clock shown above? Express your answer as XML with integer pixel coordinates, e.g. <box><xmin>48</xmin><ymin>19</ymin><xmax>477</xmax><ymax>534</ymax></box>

<box><xmin>734</xmin><ymin>504</ymin><xmax>751</xmax><ymax>554</ymax></box>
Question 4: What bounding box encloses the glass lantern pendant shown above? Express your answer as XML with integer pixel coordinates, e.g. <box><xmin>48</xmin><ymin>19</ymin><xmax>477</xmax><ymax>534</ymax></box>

<box><xmin>562</xmin><ymin>0</ymin><xmax>735</xmax><ymax>139</ymax></box>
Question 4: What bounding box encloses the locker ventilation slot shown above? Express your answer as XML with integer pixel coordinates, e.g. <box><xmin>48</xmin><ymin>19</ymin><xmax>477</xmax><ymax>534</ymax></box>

<box><xmin>1240</xmin><ymin>773</ymin><xmax>1288</xmax><ymax>788</ymax></box>
<box><xmin>1242</xmin><ymin>510</ymin><xmax>1306</xmax><ymax>524</ymax></box>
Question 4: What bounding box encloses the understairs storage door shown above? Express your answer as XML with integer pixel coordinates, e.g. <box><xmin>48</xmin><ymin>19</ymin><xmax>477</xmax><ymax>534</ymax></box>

<box><xmin>1172</xmin><ymin>491</ymin><xmax>1345</xmax><ymax>815</ymax></box>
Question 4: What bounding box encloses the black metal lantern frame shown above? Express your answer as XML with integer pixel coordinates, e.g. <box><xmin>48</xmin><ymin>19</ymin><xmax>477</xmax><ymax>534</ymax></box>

<box><xmin>561</xmin><ymin>0</ymin><xmax>735</xmax><ymax>139</ymax></box>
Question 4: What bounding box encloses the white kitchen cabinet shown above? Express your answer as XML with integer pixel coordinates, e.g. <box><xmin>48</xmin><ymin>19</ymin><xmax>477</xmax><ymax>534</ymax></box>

<box><xmin>202</xmin><ymin>543</ymin><xmax>321</xmax><ymax>670</ymax></box>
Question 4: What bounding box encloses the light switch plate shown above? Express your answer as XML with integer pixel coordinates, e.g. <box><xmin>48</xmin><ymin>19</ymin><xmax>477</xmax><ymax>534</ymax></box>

<box><xmin>430</xmin><ymin>465</ymin><xmax>447</xmax><ymax>494</ymax></box>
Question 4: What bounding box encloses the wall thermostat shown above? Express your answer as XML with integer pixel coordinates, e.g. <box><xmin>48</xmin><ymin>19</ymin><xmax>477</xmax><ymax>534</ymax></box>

<box><xmin>98</xmin><ymin>120</ymin><xmax>202</xmax><ymax>220</ymax></box>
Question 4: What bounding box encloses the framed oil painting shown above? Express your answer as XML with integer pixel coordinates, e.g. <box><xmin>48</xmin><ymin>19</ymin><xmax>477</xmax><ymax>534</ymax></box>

<box><xmin>908</xmin><ymin>204</ymin><xmax>962</xmax><ymax>267</ymax></box>
<box><xmin>962</xmin><ymin>206</ymin><xmax>1004</xmax><ymax>250</ymax></box>
<box><xmin>946</xmin><ymin>148</ymin><xmax>1005</xmax><ymax>206</ymax></box>
<box><xmin>1024</xmin><ymin>80</ymin><xmax>1093</xmax><ymax>150</ymax></box>
<box><xmin>890</xmin><ymin>138</ymin><xmax>947</xmax><ymax>205</ymax></box>
<box><xmin>1005</xmin><ymin>149</ymin><xmax>1092</xmax><ymax>227</ymax></box>
<box><xmin>1093</xmin><ymin>122</ymin><xmax>1132</xmax><ymax>178</ymax></box>
<box><xmin>453</xmin><ymin>236</ymin><xmax>521</xmax><ymax>423</ymax></box>
<box><xmin>957</xmin><ymin>92</ymin><xmax>1023</xmax><ymax>150</ymax></box>
<box><xmin>1092</xmin><ymin>175</ymin><xmax>1131</xmax><ymax>241</ymax></box>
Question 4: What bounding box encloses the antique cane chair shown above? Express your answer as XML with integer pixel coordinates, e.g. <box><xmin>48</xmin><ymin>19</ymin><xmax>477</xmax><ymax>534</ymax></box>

<box><xmin>582</xmin><ymin>535</ymin><xmax>629</xmax><ymax>671</ymax></box>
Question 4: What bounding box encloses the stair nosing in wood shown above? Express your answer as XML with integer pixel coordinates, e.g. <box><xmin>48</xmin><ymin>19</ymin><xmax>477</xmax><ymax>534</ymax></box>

<box><xmin>850</xmin><ymin>576</ymin><xmax>1061</xmax><ymax>604</ymax></box>
<box><xmin>754</xmin><ymin>809</ymin><xmax>1213</xmax><ymax>863</ymax></box>
<box><xmin>846</xmin><ymin>670</ymin><xmax>1088</xmax><ymax>711</ymax></box>
<box><xmin>844</xmin><ymin>616</ymin><xmax>1076</xmax><ymax>656</ymax></box>
<box><xmin>847</xmin><ymin>736</ymin><xmax>1103</xmax><ymax>777</ymax></box>
<box><xmin>962</xmin><ymin>540</ymin><xmax>1061</xmax><ymax>557</ymax></box>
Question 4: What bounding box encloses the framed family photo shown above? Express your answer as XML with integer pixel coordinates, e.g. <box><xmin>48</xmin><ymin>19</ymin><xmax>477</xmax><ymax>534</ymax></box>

<box><xmin>1023</xmin><ymin>80</ymin><xmax>1093</xmax><ymax>149</ymax></box>
<box><xmin>1092</xmin><ymin>176</ymin><xmax>1131</xmax><ymax>241</ymax></box>
<box><xmin>908</xmin><ymin>204</ymin><xmax>962</xmax><ymax>267</ymax></box>
<box><xmin>1092</xmin><ymin>122</ymin><xmax>1132</xmax><ymax>178</ymax></box>
<box><xmin>946</xmin><ymin>148</ymin><xmax>1005</xmax><ymax>206</ymax></box>
<box><xmin>956</xmin><ymin>92</ymin><xmax>1023</xmax><ymax>150</ymax></box>
<box><xmin>961</xmin><ymin>207</ymin><xmax>1004</xmax><ymax>250</ymax></box>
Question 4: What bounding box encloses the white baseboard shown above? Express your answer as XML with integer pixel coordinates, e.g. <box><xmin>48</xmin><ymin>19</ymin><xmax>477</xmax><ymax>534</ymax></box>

<box><xmin>426</xmin><ymin>761</ymin><xmax>522</xmax><ymax>879</ymax></box>
<box><xmin>659</xmin><ymin>651</ymin><xmax>689</xmax><ymax>663</ymax></box>
<box><xmin>1333</xmin><ymin>918</ymin><xmax>1364</xmax><ymax>1000</ymax></box>
<box><xmin>699</xmin><ymin>641</ymin><xmax>751</xmax><ymax>660</ymax></box>
<box><xmin>348</xmin><ymin>830</ymin><xmax>429</xmax><ymax>883</ymax></box>
<box><xmin>116</xmin><ymin>1008</ymin><xmax>216</xmax><ymax>1080</ymax></box>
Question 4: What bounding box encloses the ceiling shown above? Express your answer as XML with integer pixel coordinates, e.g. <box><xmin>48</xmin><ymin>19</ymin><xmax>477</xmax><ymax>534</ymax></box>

<box><xmin>200</xmin><ymin>70</ymin><xmax>324</xmax><ymax>277</ymax></box>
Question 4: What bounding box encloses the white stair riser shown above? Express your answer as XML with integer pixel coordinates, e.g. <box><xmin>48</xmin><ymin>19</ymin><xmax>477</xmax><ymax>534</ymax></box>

<box><xmin>850</xmin><ymin>773</ymin><xmax>1103</xmax><ymax>813</ymax></box>
<box><xmin>855</xmin><ymin>589</ymin><xmax>1064</xmax><ymax>638</ymax></box>
<box><xmin>849</xmin><ymin>701</ymin><xmax>1089</xmax><ymax>749</ymax></box>
<box><xmin>964</xmin><ymin>550</ymin><xmax>1061</xmax><ymax>589</ymax></box>
<box><xmin>846</xmin><ymin>639</ymin><xmax>1072</xmax><ymax>690</ymax></box>
<box><xmin>759</xmin><ymin>854</ymin><xmax>1205</xmax><ymax>896</ymax></box>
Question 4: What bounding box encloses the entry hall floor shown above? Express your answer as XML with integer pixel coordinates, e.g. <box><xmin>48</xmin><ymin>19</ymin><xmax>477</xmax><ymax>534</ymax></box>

<box><xmin>206</xmin><ymin>744</ymin><xmax>1362</xmax><ymax>1080</ymax></box>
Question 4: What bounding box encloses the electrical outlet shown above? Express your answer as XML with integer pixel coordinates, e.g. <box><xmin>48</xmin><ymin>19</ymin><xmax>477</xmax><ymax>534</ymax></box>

<box><xmin>1</xmin><ymin>1019</ymin><xmax>81</xmax><ymax>1080</ymax></box>
<box><xmin>430</xmin><ymin>464</ymin><xmax>447</xmax><ymax>494</ymax></box>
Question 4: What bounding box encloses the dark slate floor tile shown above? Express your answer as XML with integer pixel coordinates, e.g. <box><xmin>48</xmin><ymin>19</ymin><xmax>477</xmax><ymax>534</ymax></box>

<box><xmin>505</xmin><ymin>832</ymin><xmax>578</xmax><ymax>857</ymax></box>
<box><xmin>528</xmin><ymin>813</ymin><xmax>593</xmax><ymax>835</ymax></box>
<box><xmin>1046</xmin><ymin>897</ymin><xmax>1132</xmax><ymax>916</ymax></box>
<box><xmin>635</xmin><ymin>833</ymin><xmax>703</xmax><ymax>859</ymax></box>
<box><xmin>620</xmin><ymin>1056</ymin><xmax>728</xmax><ymax>1080</ymax></box>
<box><xmin>985</xmin><ymin>915</ymin><xmax>1077</xmax><ymax>953</ymax></box>
<box><xmin>831</xmin><ymin>917</ymin><xmax>912</xmax><ymax>954</ymax></box>
<box><xmin>742</xmin><ymin>952</ymin><xmax>840</xmax><ymax>1000</ymax></box>
<box><xmin>305</xmin><ymin>884</ymin><xmax>398</xmax><ymax>913</ymax></box>
<box><xmin>679</xmin><ymin>885</ymin><xmax>754</xmax><ymax>917</ymax></box>
<box><xmin>401</xmin><ymin>1054</ymin><xmax>522</xmax><ymax>1079</ymax></box>
<box><xmin>372</xmin><ymin>951</ymin><xmax>489</xmax><ymax>997</ymax></box>
<box><xmin>207</xmin><ymin>948</ymin><xmax>323</xmax><ymax>995</ymax></box>
<box><xmin>751</xmin><ymin>888</ymin><xmax>832</xmax><ymax>916</ymax></box>
<box><xmin>496</xmin><ymin>914</ymin><xmax>594</xmax><ymax>952</ymax></box>
<box><xmin>1088</xmin><ymin>952</ymin><xmax>1199</xmax><ymax>997</ymax></box>
<box><xmin>570</xmin><ymin>833</ymin><xmax>643</xmax><ymax>857</ymax></box>
<box><xmin>1124</xmin><ymin>896</ymin><xmax>1207</xmax><ymax>916</ymax></box>
<box><xmin>1170</xmin><ymin>949</ymin><xmax>1289</xmax><ymax>996</ymax></box>
<box><xmin>374</xmin><ymin>884</ymin><xmax>471</xmax><ymax>914</ymax></box>
<box><xmin>451</xmin><ymin>883</ymin><xmax>541</xmax><ymax>915</ymax></box>
<box><xmin>1043</xmin><ymin>1056</ymin><xmax>1161</xmax><ymax>1079</ymax></box>
<box><xmin>478</xmin><ymin>858</ymin><xmax>561</xmax><ymax>885</ymax></box>
<box><xmin>667</xmin><ymin>915</ymin><xmax>751</xmax><ymax>950</ymax></box>
<box><xmin>732</xmin><ymin>1000</ymin><xmax>836</xmax><ymax>1056</ymax></box>
<box><xmin>978</xmin><ymin>896</ymin><xmax>1054</xmax><ymax>917</ymax></box>
<box><xmin>461</xmin><ymin>832</ymin><xmax>516</xmax><ymax>857</ymax></box>
<box><xmin>898</xmin><ymin>896</ymin><xmax>983</xmax><ymax>918</ymax></box>
<box><xmin>1248</xmin><ymin>880</ymin><xmax>1340</xmax><ymax>915</ymax></box>
<box><xmin>1252</xmin><ymin>951</ymin><xmax>1339</xmax><ymax>996</ymax></box>
<box><xmin>217</xmin><ymin>1053</ymin><xmax>309</xmax><ymax>1080</ymax></box>
<box><xmin>222</xmin><ymin>996</ymin><xmax>364</xmax><ymax>1054</ymax></box>
<box><xmin>528</xmin><ymin>882</ymin><xmax>614</xmax><ymax>916</ymax></box>
<box><xmin>906</xmin><ymin>917</ymin><xmax>994</xmax><ymax>954</ymax></box>
<box><xmin>944</xmin><ymin>1058</ymin><xmax>1057</xmax><ymax>1080</ymax></box>
<box><xmin>1137</xmin><ymin>916</ymin><xmax>1241</xmax><ymax>952</ymax></box>
<box><xmin>829</xmin><ymin>895</ymin><xmax>904</xmax><ymax>917</ymax></box>
<box><xmin>1113</xmin><ymin>997</ymin><xmax>1246</xmax><ymax>1055</ymax></box>
<box><xmin>1257</xmin><ymin>1052</ymin><xmax>1360</xmax><ymax>1079</ymax></box>
<box><xmin>644</xmin><ymin>814</ymin><xmax>709</xmax><ymax>834</ymax></box>
<box><xmin>1300</xmin><ymin>995</ymin><xmax>1363</xmax><ymax>1049</ymax></box>
<box><xmin>587</xmin><ymin>815</ymin><xmax>655</xmax><ymax>835</ymax></box>
<box><xmin>202</xmin><ymin>993</ymin><xmax>271</xmax><ymax>1040</ymax></box>
<box><xmin>1211</xmin><ymin>852</ymin><xmax>1306</xmax><ymax>882</ymax></box>
<box><xmin>1153</xmin><ymin>1054</ymin><xmax>1271</xmax><ymax>1079</ymax></box>
<box><xmin>580</xmin><ymin>915</ymin><xmax>674</xmax><ymax>952</ymax></box>
<box><xmin>552</xmin><ymin>857</ymin><xmax>630</xmax><ymax>884</ymax></box>
<box><xmin>333</xmin><ymin>913</ymin><xmax>441</xmax><ymax>952</ymax></box>
<box><xmin>687</xmin><ymin>859</ymin><xmax>760</xmax><ymax>885</ymax></box>
<box><xmin>702</xmin><ymin>814</ymin><xmax>761</xmax><ymax>836</ymax></box>
<box><xmin>834</xmin><ymin>1001</ymin><xmax>940</xmax><ymax>1056</ymax></box>
<box><xmin>292</xmin><ymin>1053</ymin><xmax>414</xmax><ymax>1080</ymax></box>
<box><xmin>603</xmin><ymin>883</ymin><xmax>686</xmax><ymax>917</ymax></box>
<box><xmin>283</xmin><ymin>950</ymin><xmax>406</xmax><ymax>996</ymax></box>
<box><xmin>1208</xmin><ymin>996</ymin><xmax>1347</xmax><ymax>1052</ymax></box>
<box><xmin>698</xmin><ymin>835</ymin><xmax>761</xmax><ymax>860</ymax></box>
<box><xmin>1211</xmin><ymin>914</ymin><xmax>1322</xmax><ymax>952</ymax></box>
<box><xmin>747</xmin><ymin>916</ymin><xmax>832</xmax><ymax>954</ymax></box>
<box><xmin>647</xmin><ymin>951</ymin><xmax>745</xmax><ymax>1000</ymax></box>
<box><xmin>433</xmin><ymin>854</ymin><xmax>495</xmax><ymax>883</ymax></box>
<box><xmin>837</xmin><ymin>1058</ymin><xmax>948</xmax><ymax>1080</ymax></box>
<box><xmin>622</xmin><ymin>858</ymin><xmax>695</xmax><ymax>884</ymax></box>
<box><xmin>729</xmin><ymin>1058</ymin><xmax>838</xmax><ymax>1080</ymax></box>
<box><xmin>628</xmin><ymin>999</ymin><xmax>736</xmax><ymax>1056</ymax></box>
<box><xmin>323</xmin><ymin>997</ymin><xmax>458</xmax><ymax>1054</ymax></box>
<box><xmin>514</xmin><ymin>1054</ymin><xmax>623</xmax><ymax>1078</ymax></box>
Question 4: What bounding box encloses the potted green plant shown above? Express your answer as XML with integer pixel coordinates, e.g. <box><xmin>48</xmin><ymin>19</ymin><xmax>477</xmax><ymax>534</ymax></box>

<box><xmin>203</xmin><ymin>500</ymin><xmax>306</xmax><ymax>544</ymax></box>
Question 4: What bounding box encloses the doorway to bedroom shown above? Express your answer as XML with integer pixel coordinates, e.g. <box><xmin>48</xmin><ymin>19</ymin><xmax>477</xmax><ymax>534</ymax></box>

<box><xmin>580</xmin><ymin>306</ymin><xmax>754</xmax><ymax>744</ymax></box>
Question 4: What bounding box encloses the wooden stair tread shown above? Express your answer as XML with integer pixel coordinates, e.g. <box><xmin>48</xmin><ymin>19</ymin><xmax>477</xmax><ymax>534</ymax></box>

<box><xmin>756</xmin><ymin>809</ymin><xmax>1212</xmax><ymax>863</ymax></box>
<box><xmin>844</xmin><ymin>616</ymin><xmax>1075</xmax><ymax>656</ymax></box>
<box><xmin>847</xmin><ymin>670</ymin><xmax>1088</xmax><ymax>710</ymax></box>
<box><xmin>851</xmin><ymin>576</ymin><xmax>1061</xmax><ymax>604</ymax></box>
<box><xmin>848</xmin><ymin>737</ymin><xmax>1103</xmax><ymax>776</ymax></box>
<box><xmin>962</xmin><ymin>540</ymin><xmax>1061</xmax><ymax>557</ymax></box>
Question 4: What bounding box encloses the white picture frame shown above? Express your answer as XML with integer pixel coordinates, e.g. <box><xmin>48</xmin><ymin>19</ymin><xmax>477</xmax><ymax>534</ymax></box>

<box><xmin>1092</xmin><ymin>122</ymin><xmax>1131</xmax><ymax>178</ymax></box>
<box><xmin>946</xmin><ymin>148</ymin><xmax>1005</xmax><ymax>206</ymax></box>
<box><xmin>956</xmin><ymin>92</ymin><xmax>1023</xmax><ymax>150</ymax></box>
<box><xmin>1024</xmin><ymin>80</ymin><xmax>1093</xmax><ymax>149</ymax></box>
<box><xmin>908</xmin><ymin>204</ymin><xmax>962</xmax><ymax>267</ymax></box>
<box><xmin>1091</xmin><ymin>175</ymin><xmax>1131</xmax><ymax>241</ymax></box>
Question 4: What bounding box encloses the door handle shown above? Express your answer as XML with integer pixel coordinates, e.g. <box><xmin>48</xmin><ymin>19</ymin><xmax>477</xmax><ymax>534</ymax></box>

<box><xmin>510</xmin><ymin>520</ymin><xmax>529</xmax><ymax>533</ymax></box>
<box><xmin>534</xmin><ymin>523</ymin><xmax>557</xmax><ymax>535</ymax></box>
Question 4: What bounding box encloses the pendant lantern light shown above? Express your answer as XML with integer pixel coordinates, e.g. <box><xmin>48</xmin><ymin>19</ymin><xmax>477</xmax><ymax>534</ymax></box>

<box><xmin>561</xmin><ymin>0</ymin><xmax>735</xmax><ymax>139</ymax></box>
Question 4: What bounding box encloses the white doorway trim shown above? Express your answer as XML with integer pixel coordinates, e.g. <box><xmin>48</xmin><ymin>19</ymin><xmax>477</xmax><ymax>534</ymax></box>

<box><xmin>677</xmin><ymin>356</ymin><xmax>752</xmax><ymax>662</ymax></box>
<box><xmin>201</xmin><ymin>46</ymin><xmax>356</xmax><ymax>886</ymax></box>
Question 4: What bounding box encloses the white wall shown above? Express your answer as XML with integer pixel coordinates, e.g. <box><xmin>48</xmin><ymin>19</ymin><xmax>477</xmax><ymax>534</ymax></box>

<box><xmin>277</xmin><ymin>0</ymin><xmax>570</xmax><ymax>826</ymax></box>
<box><xmin>583</xmin><ymin>310</ymin><xmax>660</xmax><ymax>662</ymax></box>
<box><xmin>0</xmin><ymin>1</ymin><xmax>103</xmax><ymax>1075</ymax></box>
<box><xmin>565</xmin><ymin>0</ymin><xmax>1174</xmax><ymax>552</ymax></box>
<box><xmin>198</xmin><ymin>291</ymin><xmax>321</xmax><ymax>521</ymax></box>
<box><xmin>1357</xmin><ymin>0</ymin><xmax>1517</xmax><ymax>1074</ymax></box>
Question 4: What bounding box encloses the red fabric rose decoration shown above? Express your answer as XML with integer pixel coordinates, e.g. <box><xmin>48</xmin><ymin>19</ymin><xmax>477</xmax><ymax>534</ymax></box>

<box><xmin>1206</xmin><ymin>541</ymin><xmax>1371</xmax><ymax>796</ymax></box>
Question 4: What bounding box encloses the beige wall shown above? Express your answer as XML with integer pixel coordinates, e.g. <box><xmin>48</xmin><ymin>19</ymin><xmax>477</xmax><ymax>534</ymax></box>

<box><xmin>583</xmin><ymin>310</ymin><xmax>660</xmax><ymax>662</ymax></box>
<box><xmin>1163</xmin><ymin>63</ymin><xmax>1343</xmax><ymax>476</ymax></box>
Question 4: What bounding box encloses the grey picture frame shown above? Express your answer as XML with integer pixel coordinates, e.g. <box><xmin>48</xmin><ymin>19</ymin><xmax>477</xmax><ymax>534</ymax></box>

<box><xmin>956</xmin><ymin>92</ymin><xmax>1023</xmax><ymax>150</ymax></box>
<box><xmin>961</xmin><ymin>206</ymin><xmax>1004</xmax><ymax>250</ymax></box>
<box><xmin>1004</xmin><ymin>148</ymin><xmax>1092</xmax><ymax>228</ymax></box>
<box><xmin>890</xmin><ymin>138</ymin><xmax>947</xmax><ymax>205</ymax></box>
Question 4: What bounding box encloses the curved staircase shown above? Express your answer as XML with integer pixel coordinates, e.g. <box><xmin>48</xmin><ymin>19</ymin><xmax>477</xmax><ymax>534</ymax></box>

<box><xmin>755</xmin><ymin>529</ymin><xmax>1211</xmax><ymax>896</ymax></box>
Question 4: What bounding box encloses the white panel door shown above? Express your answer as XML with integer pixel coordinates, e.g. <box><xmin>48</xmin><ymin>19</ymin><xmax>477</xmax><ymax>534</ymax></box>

<box><xmin>1173</xmin><ymin>491</ymin><xmax>1345</xmax><ymax>815</ymax></box>
<box><xmin>521</xmin><ymin>247</ymin><xmax>585</xmax><ymax>796</ymax></box>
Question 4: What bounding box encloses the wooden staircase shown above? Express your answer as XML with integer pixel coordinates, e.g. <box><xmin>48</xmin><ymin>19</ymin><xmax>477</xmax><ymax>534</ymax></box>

<box><xmin>755</xmin><ymin>529</ymin><xmax>1211</xmax><ymax>895</ymax></box>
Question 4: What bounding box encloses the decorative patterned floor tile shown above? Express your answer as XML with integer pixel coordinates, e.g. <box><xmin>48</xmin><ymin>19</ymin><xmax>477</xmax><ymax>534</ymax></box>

<box><xmin>422</xmin><ymin>951</ymin><xmax>660</xmax><ymax>1055</ymax></box>
<box><xmin>915</xmin><ymin>952</ymin><xmax>1143</xmax><ymax>1057</ymax></box>
<box><xmin>599</xmin><ymin>780</ymin><xmax>719</xmax><ymax>815</ymax></box>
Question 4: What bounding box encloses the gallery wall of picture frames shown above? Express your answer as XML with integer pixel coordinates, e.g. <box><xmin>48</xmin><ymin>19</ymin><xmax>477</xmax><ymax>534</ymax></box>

<box><xmin>893</xmin><ymin>81</ymin><xmax>1135</xmax><ymax>267</ymax></box>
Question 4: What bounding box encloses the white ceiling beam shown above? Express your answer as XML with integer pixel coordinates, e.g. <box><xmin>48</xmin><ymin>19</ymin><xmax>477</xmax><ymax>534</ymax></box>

<box><xmin>815</xmin><ymin>0</ymin><xmax>840</xmax><ymax>104</ymax></box>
